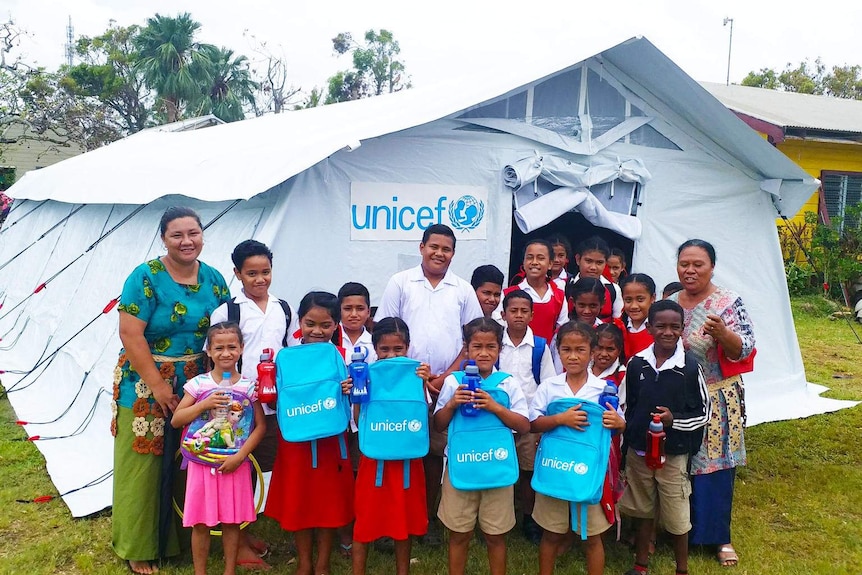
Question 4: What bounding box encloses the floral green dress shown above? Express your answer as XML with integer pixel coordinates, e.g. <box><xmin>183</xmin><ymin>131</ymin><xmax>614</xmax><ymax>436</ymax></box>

<box><xmin>111</xmin><ymin>258</ymin><xmax>229</xmax><ymax>561</ymax></box>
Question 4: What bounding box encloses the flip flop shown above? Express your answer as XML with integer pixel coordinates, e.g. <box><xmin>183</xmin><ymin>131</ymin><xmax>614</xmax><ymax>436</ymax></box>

<box><xmin>126</xmin><ymin>560</ymin><xmax>157</xmax><ymax>574</ymax></box>
<box><xmin>717</xmin><ymin>545</ymin><xmax>739</xmax><ymax>567</ymax></box>
<box><xmin>237</xmin><ymin>557</ymin><xmax>272</xmax><ymax>571</ymax></box>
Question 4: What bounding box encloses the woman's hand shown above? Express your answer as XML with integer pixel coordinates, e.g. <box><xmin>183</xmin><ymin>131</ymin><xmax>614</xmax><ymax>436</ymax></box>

<box><xmin>702</xmin><ymin>314</ymin><xmax>726</xmax><ymax>338</ymax></box>
<box><xmin>151</xmin><ymin>381</ymin><xmax>180</xmax><ymax>415</ymax></box>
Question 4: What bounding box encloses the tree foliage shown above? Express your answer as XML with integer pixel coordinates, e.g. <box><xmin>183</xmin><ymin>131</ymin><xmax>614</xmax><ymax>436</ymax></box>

<box><xmin>326</xmin><ymin>29</ymin><xmax>410</xmax><ymax>103</ymax></box>
<box><xmin>742</xmin><ymin>58</ymin><xmax>862</xmax><ymax>100</ymax></box>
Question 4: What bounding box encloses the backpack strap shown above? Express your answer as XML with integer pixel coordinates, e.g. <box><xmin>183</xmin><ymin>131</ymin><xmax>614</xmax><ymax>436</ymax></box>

<box><xmin>311</xmin><ymin>434</ymin><xmax>349</xmax><ymax>469</ymax></box>
<box><xmin>532</xmin><ymin>335</ymin><xmax>547</xmax><ymax>385</ymax></box>
<box><xmin>373</xmin><ymin>459</ymin><xmax>412</xmax><ymax>489</ymax></box>
<box><xmin>570</xmin><ymin>502</ymin><xmax>589</xmax><ymax>540</ymax></box>
<box><xmin>226</xmin><ymin>298</ymin><xmax>242</xmax><ymax>371</ymax></box>
<box><xmin>277</xmin><ymin>299</ymin><xmax>292</xmax><ymax>348</ymax></box>
<box><xmin>481</xmin><ymin>371</ymin><xmax>510</xmax><ymax>390</ymax></box>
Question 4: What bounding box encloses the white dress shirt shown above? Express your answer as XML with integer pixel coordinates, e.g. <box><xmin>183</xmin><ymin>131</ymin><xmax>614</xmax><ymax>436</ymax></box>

<box><xmin>498</xmin><ymin>326</ymin><xmax>557</xmax><ymax>405</ymax></box>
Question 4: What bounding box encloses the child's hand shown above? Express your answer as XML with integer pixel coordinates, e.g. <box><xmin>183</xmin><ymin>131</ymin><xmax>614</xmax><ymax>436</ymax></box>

<box><xmin>219</xmin><ymin>453</ymin><xmax>244</xmax><ymax>474</ymax></box>
<box><xmin>416</xmin><ymin>363</ymin><xmax>431</xmax><ymax>382</ymax></box>
<box><xmin>602</xmin><ymin>409</ymin><xmax>626</xmax><ymax>431</ymax></box>
<box><xmin>558</xmin><ymin>404</ymin><xmax>589</xmax><ymax>430</ymax></box>
<box><xmin>653</xmin><ymin>406</ymin><xmax>673</xmax><ymax>427</ymax></box>
<box><xmin>471</xmin><ymin>388</ymin><xmax>501</xmax><ymax>414</ymax></box>
<box><xmin>200</xmin><ymin>389</ymin><xmax>230</xmax><ymax>413</ymax></box>
<box><xmin>341</xmin><ymin>377</ymin><xmax>353</xmax><ymax>395</ymax></box>
<box><xmin>448</xmin><ymin>384</ymin><xmax>474</xmax><ymax>408</ymax></box>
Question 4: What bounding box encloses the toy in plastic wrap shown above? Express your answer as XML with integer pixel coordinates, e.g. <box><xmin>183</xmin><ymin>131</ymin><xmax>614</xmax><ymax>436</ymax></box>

<box><xmin>181</xmin><ymin>387</ymin><xmax>255</xmax><ymax>467</ymax></box>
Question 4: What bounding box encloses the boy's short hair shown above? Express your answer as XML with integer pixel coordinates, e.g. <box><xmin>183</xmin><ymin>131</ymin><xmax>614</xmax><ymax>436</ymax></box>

<box><xmin>503</xmin><ymin>289</ymin><xmax>533</xmax><ymax>311</ymax></box>
<box><xmin>421</xmin><ymin>223</ymin><xmax>456</xmax><ymax>249</ymax></box>
<box><xmin>231</xmin><ymin>239</ymin><xmax>273</xmax><ymax>269</ymax></box>
<box><xmin>337</xmin><ymin>282</ymin><xmax>370</xmax><ymax>307</ymax></box>
<box><xmin>662</xmin><ymin>281</ymin><xmax>684</xmax><ymax>298</ymax></box>
<box><xmin>471</xmin><ymin>265</ymin><xmax>504</xmax><ymax>290</ymax></box>
<box><xmin>648</xmin><ymin>299</ymin><xmax>684</xmax><ymax>324</ymax></box>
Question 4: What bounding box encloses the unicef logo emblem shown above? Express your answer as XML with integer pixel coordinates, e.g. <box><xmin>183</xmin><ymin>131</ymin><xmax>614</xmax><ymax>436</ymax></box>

<box><xmin>448</xmin><ymin>195</ymin><xmax>485</xmax><ymax>232</ymax></box>
<box><xmin>493</xmin><ymin>448</ymin><xmax>509</xmax><ymax>461</ymax></box>
<box><xmin>322</xmin><ymin>397</ymin><xmax>337</xmax><ymax>410</ymax></box>
<box><xmin>574</xmin><ymin>463</ymin><xmax>588</xmax><ymax>475</ymax></box>
<box><xmin>408</xmin><ymin>419</ymin><xmax>423</xmax><ymax>432</ymax></box>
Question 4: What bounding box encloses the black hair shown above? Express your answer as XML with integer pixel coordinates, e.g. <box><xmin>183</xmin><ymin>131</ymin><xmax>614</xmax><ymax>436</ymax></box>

<box><xmin>609</xmin><ymin>248</ymin><xmax>627</xmax><ymax>267</ymax></box>
<box><xmin>662</xmin><ymin>281</ymin><xmax>684</xmax><ymax>298</ymax></box>
<box><xmin>421</xmin><ymin>224</ymin><xmax>456</xmax><ymax>249</ymax></box>
<box><xmin>471</xmin><ymin>265</ymin><xmax>504</xmax><ymax>290</ymax></box>
<box><xmin>502</xmin><ymin>289</ymin><xmax>533</xmax><ymax>311</ymax></box>
<box><xmin>159</xmin><ymin>206</ymin><xmax>202</xmax><ymax>236</ymax></box>
<box><xmin>648</xmin><ymin>299</ymin><xmax>685</xmax><ymax>325</ymax></box>
<box><xmin>462</xmin><ymin>317</ymin><xmax>504</xmax><ymax>347</ymax></box>
<box><xmin>566</xmin><ymin>277</ymin><xmax>606</xmax><ymax>305</ymax></box>
<box><xmin>620</xmin><ymin>273</ymin><xmax>656</xmax><ymax>297</ymax></box>
<box><xmin>677</xmin><ymin>239</ymin><xmax>716</xmax><ymax>266</ymax></box>
<box><xmin>297</xmin><ymin>291</ymin><xmax>341</xmax><ymax>324</ymax></box>
<box><xmin>546</xmin><ymin>234</ymin><xmax>573</xmax><ymax>261</ymax></box>
<box><xmin>594</xmin><ymin>322</ymin><xmax>625</xmax><ymax>364</ymax></box>
<box><xmin>555</xmin><ymin>320</ymin><xmax>598</xmax><ymax>350</ymax></box>
<box><xmin>206</xmin><ymin>321</ymin><xmax>244</xmax><ymax>346</ymax></box>
<box><xmin>371</xmin><ymin>316</ymin><xmax>410</xmax><ymax>348</ymax></box>
<box><xmin>576</xmin><ymin>235</ymin><xmax>610</xmax><ymax>258</ymax></box>
<box><xmin>337</xmin><ymin>282</ymin><xmax>370</xmax><ymax>307</ymax></box>
<box><xmin>523</xmin><ymin>238</ymin><xmax>554</xmax><ymax>260</ymax></box>
<box><xmin>231</xmin><ymin>239</ymin><xmax>273</xmax><ymax>269</ymax></box>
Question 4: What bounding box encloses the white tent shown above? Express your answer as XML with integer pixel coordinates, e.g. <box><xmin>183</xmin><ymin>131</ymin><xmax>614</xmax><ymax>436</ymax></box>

<box><xmin>0</xmin><ymin>36</ymin><xmax>854</xmax><ymax>517</ymax></box>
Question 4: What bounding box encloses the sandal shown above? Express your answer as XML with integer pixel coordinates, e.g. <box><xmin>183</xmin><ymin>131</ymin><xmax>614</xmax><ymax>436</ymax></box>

<box><xmin>717</xmin><ymin>545</ymin><xmax>739</xmax><ymax>567</ymax></box>
<box><xmin>237</xmin><ymin>557</ymin><xmax>272</xmax><ymax>571</ymax></box>
<box><xmin>339</xmin><ymin>543</ymin><xmax>353</xmax><ymax>558</ymax></box>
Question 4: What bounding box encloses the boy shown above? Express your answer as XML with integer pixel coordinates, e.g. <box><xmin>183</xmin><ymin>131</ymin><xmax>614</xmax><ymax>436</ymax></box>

<box><xmin>662</xmin><ymin>281</ymin><xmax>684</xmax><ymax>299</ymax></box>
<box><xmin>471</xmin><ymin>264</ymin><xmax>505</xmax><ymax>318</ymax></box>
<box><xmin>618</xmin><ymin>300</ymin><xmax>710</xmax><ymax>575</ymax></box>
<box><xmin>337</xmin><ymin>282</ymin><xmax>376</xmax><ymax>363</ymax></box>
<box><xmin>494</xmin><ymin>239</ymin><xmax>567</xmax><ymax>342</ymax></box>
<box><xmin>209</xmin><ymin>239</ymin><xmax>298</xmax><ymax>568</ymax></box>
<box><xmin>498</xmin><ymin>289</ymin><xmax>557</xmax><ymax>544</ymax></box>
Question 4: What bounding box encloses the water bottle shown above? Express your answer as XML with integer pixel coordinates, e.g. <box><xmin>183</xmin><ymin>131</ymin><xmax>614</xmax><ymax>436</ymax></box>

<box><xmin>460</xmin><ymin>360</ymin><xmax>481</xmax><ymax>417</ymax></box>
<box><xmin>257</xmin><ymin>348</ymin><xmax>277</xmax><ymax>404</ymax></box>
<box><xmin>645</xmin><ymin>414</ymin><xmax>666</xmax><ymax>469</ymax></box>
<box><xmin>215</xmin><ymin>372</ymin><xmax>232</xmax><ymax>419</ymax></box>
<box><xmin>598</xmin><ymin>382</ymin><xmax>619</xmax><ymax>411</ymax></box>
<box><xmin>348</xmin><ymin>346</ymin><xmax>370</xmax><ymax>404</ymax></box>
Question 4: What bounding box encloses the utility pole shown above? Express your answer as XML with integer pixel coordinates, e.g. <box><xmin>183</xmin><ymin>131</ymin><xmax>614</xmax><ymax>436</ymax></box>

<box><xmin>64</xmin><ymin>16</ymin><xmax>74</xmax><ymax>67</ymax></box>
<box><xmin>723</xmin><ymin>17</ymin><xmax>734</xmax><ymax>86</ymax></box>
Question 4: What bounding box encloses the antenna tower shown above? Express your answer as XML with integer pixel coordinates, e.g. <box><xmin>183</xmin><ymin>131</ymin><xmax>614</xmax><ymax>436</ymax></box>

<box><xmin>65</xmin><ymin>16</ymin><xmax>74</xmax><ymax>67</ymax></box>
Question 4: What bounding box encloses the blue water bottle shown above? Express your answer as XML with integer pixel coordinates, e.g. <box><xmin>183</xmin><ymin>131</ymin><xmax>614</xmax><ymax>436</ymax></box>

<box><xmin>598</xmin><ymin>382</ymin><xmax>619</xmax><ymax>411</ymax></box>
<box><xmin>348</xmin><ymin>346</ymin><xmax>370</xmax><ymax>404</ymax></box>
<box><xmin>460</xmin><ymin>360</ymin><xmax>481</xmax><ymax>417</ymax></box>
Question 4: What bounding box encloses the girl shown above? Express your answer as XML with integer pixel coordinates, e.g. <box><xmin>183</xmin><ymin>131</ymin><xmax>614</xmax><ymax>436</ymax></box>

<box><xmin>353</xmin><ymin>317</ymin><xmax>431</xmax><ymax>575</ymax></box>
<box><xmin>591</xmin><ymin>323</ymin><xmax>626</xmax><ymax>387</ymax></box>
<box><xmin>547</xmin><ymin>235</ymin><xmax>573</xmax><ymax>290</ymax></box>
<box><xmin>620</xmin><ymin>273</ymin><xmax>657</xmax><ymax>359</ymax></box>
<box><xmin>171</xmin><ymin>322</ymin><xmax>266</xmax><ymax>575</ymax></box>
<box><xmin>567</xmin><ymin>277</ymin><xmax>605</xmax><ymax>327</ymax></box>
<box><xmin>529</xmin><ymin>321</ymin><xmax>626</xmax><ymax>575</ymax></box>
<box><xmin>606</xmin><ymin>248</ymin><xmax>627</xmax><ymax>284</ymax></box>
<box><xmin>264</xmin><ymin>291</ymin><xmax>354</xmax><ymax>575</ymax></box>
<box><xmin>570</xmin><ymin>236</ymin><xmax>622</xmax><ymax>320</ymax></box>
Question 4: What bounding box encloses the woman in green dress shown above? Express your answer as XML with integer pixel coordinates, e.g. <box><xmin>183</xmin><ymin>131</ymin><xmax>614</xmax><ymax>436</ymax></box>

<box><xmin>111</xmin><ymin>207</ymin><xmax>230</xmax><ymax>574</ymax></box>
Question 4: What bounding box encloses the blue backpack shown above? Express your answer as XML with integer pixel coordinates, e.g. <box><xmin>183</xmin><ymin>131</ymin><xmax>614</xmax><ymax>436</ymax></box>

<box><xmin>496</xmin><ymin>334</ymin><xmax>547</xmax><ymax>384</ymax></box>
<box><xmin>531</xmin><ymin>398</ymin><xmax>611</xmax><ymax>540</ymax></box>
<box><xmin>446</xmin><ymin>371</ymin><xmax>519</xmax><ymax>491</ymax></box>
<box><xmin>358</xmin><ymin>357</ymin><xmax>430</xmax><ymax>488</ymax></box>
<box><xmin>275</xmin><ymin>343</ymin><xmax>350</xmax><ymax>467</ymax></box>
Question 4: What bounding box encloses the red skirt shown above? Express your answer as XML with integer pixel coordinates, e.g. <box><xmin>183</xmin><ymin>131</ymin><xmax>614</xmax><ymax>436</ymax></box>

<box><xmin>353</xmin><ymin>456</ymin><xmax>428</xmax><ymax>542</ymax></box>
<box><xmin>264</xmin><ymin>434</ymin><xmax>355</xmax><ymax>531</ymax></box>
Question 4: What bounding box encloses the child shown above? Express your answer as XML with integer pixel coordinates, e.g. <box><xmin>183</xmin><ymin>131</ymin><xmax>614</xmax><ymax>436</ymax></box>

<box><xmin>618</xmin><ymin>300</ymin><xmax>709</xmax><ymax>575</ymax></box>
<box><xmin>471</xmin><ymin>264</ymin><xmax>505</xmax><ymax>318</ymax></box>
<box><xmin>554</xmin><ymin>278</ymin><xmax>605</xmax><ymax>372</ymax></box>
<box><xmin>264</xmin><ymin>291</ymin><xmax>354</xmax><ymax>575</ymax></box>
<box><xmin>495</xmin><ymin>239</ymin><xmax>567</xmax><ymax>342</ymax></box>
<box><xmin>547</xmin><ymin>235</ymin><xmax>573</xmax><ymax>291</ymax></box>
<box><xmin>172</xmin><ymin>322</ymin><xmax>266</xmax><ymax>575</ymax></box>
<box><xmin>352</xmin><ymin>317</ymin><xmax>432</xmax><ymax>575</ymax></box>
<box><xmin>434</xmin><ymin>318</ymin><xmax>530</xmax><ymax>575</ymax></box>
<box><xmin>607</xmin><ymin>248</ymin><xmax>627</xmax><ymax>283</ymax></box>
<box><xmin>662</xmin><ymin>281</ymin><xmax>684</xmax><ymax>299</ymax></box>
<box><xmin>569</xmin><ymin>236</ymin><xmax>623</xmax><ymax>321</ymax></box>
<box><xmin>498</xmin><ymin>289</ymin><xmax>557</xmax><ymax>544</ymax></box>
<box><xmin>337</xmin><ymin>282</ymin><xmax>376</xmax><ymax>363</ymax></box>
<box><xmin>620</xmin><ymin>273</ymin><xmax>657</xmax><ymax>359</ymax></box>
<box><xmin>591</xmin><ymin>323</ymin><xmax>626</xmax><ymax>387</ymax></box>
<box><xmin>529</xmin><ymin>321</ymin><xmax>626</xmax><ymax>575</ymax></box>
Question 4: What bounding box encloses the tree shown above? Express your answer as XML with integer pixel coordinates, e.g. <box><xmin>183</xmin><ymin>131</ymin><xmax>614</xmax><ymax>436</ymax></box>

<box><xmin>325</xmin><ymin>70</ymin><xmax>368</xmax><ymax>104</ymax></box>
<box><xmin>741</xmin><ymin>58</ymin><xmax>862</xmax><ymax>100</ymax></box>
<box><xmin>740</xmin><ymin>67</ymin><xmax>779</xmax><ymax>90</ymax></box>
<box><xmin>133</xmin><ymin>12</ymin><xmax>214</xmax><ymax>122</ymax></box>
<box><xmin>327</xmin><ymin>29</ymin><xmax>410</xmax><ymax>102</ymax></box>
<box><xmin>243</xmin><ymin>32</ymin><xmax>301</xmax><ymax>115</ymax></box>
<box><xmin>822</xmin><ymin>64</ymin><xmax>862</xmax><ymax>100</ymax></box>
<box><xmin>197</xmin><ymin>46</ymin><xmax>257</xmax><ymax>122</ymax></box>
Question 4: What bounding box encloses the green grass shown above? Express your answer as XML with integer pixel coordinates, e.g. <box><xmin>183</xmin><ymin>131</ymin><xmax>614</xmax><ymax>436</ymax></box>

<box><xmin>1</xmin><ymin>295</ymin><xmax>861</xmax><ymax>574</ymax></box>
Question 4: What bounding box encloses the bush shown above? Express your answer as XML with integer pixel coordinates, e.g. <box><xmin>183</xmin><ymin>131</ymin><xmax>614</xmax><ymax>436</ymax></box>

<box><xmin>785</xmin><ymin>261</ymin><xmax>818</xmax><ymax>296</ymax></box>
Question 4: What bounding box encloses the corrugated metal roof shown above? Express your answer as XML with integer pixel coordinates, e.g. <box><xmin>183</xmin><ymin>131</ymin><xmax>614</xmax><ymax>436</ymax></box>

<box><xmin>701</xmin><ymin>81</ymin><xmax>862</xmax><ymax>134</ymax></box>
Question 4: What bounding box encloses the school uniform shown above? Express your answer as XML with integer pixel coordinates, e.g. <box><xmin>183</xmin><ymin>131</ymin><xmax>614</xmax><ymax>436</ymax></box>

<box><xmin>434</xmin><ymin>370</ymin><xmax>529</xmax><ymax>534</ymax></box>
<box><xmin>569</xmin><ymin>273</ymin><xmax>623</xmax><ymax>320</ymax></box>
<box><xmin>337</xmin><ymin>324</ymin><xmax>377</xmax><ymax>365</ymax></box>
<box><xmin>623</xmin><ymin>317</ymin><xmax>654</xmax><ymax>360</ymax></box>
<box><xmin>552</xmin><ymin>269</ymin><xmax>570</xmax><ymax>291</ymax></box>
<box><xmin>592</xmin><ymin>358</ymin><xmax>625</xmax><ymax>388</ymax></box>
<box><xmin>493</xmin><ymin>280</ymin><xmax>567</xmax><ymax>342</ymax></box>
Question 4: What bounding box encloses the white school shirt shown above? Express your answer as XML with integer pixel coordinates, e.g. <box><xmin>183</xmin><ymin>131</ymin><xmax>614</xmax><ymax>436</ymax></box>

<box><xmin>552</xmin><ymin>269</ymin><xmax>570</xmax><ymax>291</ymax></box>
<box><xmin>498</xmin><ymin>327</ymin><xmax>557</xmax><ymax>405</ymax></box>
<box><xmin>340</xmin><ymin>324</ymin><xmax>377</xmax><ymax>364</ymax></box>
<box><xmin>375</xmin><ymin>265</ymin><xmax>483</xmax><ymax>375</ymax></box>
<box><xmin>627</xmin><ymin>316</ymin><xmax>648</xmax><ymax>333</ymax></box>
<box><xmin>210</xmin><ymin>291</ymin><xmax>298</xmax><ymax>415</ymax></box>
<box><xmin>530</xmin><ymin>372</ymin><xmax>624</xmax><ymax>422</ymax></box>
<box><xmin>570</xmin><ymin>273</ymin><xmax>623</xmax><ymax>319</ymax></box>
<box><xmin>491</xmin><ymin>279</ymin><xmax>568</xmax><ymax>329</ymax></box>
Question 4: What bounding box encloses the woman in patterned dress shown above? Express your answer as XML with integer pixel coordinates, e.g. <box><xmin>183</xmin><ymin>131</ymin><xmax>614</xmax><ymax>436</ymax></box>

<box><xmin>669</xmin><ymin>239</ymin><xmax>755</xmax><ymax>568</ymax></box>
<box><xmin>111</xmin><ymin>207</ymin><xmax>230</xmax><ymax>574</ymax></box>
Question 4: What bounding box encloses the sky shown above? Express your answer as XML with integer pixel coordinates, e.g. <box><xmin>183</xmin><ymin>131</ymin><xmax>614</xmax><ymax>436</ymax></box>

<box><xmin>4</xmin><ymin>0</ymin><xmax>860</xmax><ymax>98</ymax></box>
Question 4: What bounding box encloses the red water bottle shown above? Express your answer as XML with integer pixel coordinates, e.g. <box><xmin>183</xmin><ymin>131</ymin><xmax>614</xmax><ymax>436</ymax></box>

<box><xmin>257</xmin><ymin>348</ymin><xmax>277</xmax><ymax>403</ymax></box>
<box><xmin>645</xmin><ymin>414</ymin><xmax>666</xmax><ymax>469</ymax></box>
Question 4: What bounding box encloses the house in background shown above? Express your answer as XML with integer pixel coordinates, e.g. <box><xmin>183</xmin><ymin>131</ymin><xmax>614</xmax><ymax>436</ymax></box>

<box><xmin>701</xmin><ymin>82</ymin><xmax>862</xmax><ymax>247</ymax></box>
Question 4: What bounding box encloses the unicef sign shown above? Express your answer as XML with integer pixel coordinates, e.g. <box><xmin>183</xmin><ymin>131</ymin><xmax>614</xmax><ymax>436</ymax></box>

<box><xmin>351</xmin><ymin>182</ymin><xmax>488</xmax><ymax>241</ymax></box>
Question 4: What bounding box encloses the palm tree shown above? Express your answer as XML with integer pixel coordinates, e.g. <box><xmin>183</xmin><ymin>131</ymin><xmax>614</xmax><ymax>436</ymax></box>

<box><xmin>133</xmin><ymin>13</ymin><xmax>214</xmax><ymax>122</ymax></box>
<box><xmin>199</xmin><ymin>46</ymin><xmax>257</xmax><ymax>122</ymax></box>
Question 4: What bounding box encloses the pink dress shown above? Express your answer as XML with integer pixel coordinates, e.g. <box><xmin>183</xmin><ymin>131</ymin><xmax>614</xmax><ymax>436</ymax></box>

<box><xmin>182</xmin><ymin>374</ymin><xmax>257</xmax><ymax>527</ymax></box>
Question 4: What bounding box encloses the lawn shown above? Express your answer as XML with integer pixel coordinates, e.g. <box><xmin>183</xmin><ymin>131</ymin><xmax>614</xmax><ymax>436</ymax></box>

<box><xmin>1</xmin><ymin>295</ymin><xmax>860</xmax><ymax>574</ymax></box>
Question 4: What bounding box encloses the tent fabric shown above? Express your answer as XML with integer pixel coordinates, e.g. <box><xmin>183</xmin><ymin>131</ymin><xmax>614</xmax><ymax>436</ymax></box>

<box><xmin>0</xmin><ymin>36</ymin><xmax>854</xmax><ymax>518</ymax></box>
<box><xmin>513</xmin><ymin>186</ymin><xmax>642</xmax><ymax>239</ymax></box>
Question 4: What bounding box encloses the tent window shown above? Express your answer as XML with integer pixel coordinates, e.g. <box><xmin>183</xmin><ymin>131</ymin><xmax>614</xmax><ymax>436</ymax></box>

<box><xmin>459</xmin><ymin>90</ymin><xmax>528</xmax><ymax>120</ymax></box>
<box><xmin>531</xmin><ymin>68</ymin><xmax>582</xmax><ymax>136</ymax></box>
<box><xmin>587</xmin><ymin>68</ymin><xmax>626</xmax><ymax>138</ymax></box>
<box><xmin>589</xmin><ymin>180</ymin><xmax>639</xmax><ymax>216</ymax></box>
<box><xmin>821</xmin><ymin>171</ymin><xmax>862</xmax><ymax>232</ymax></box>
<box><xmin>627</xmin><ymin>125</ymin><xmax>680</xmax><ymax>150</ymax></box>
